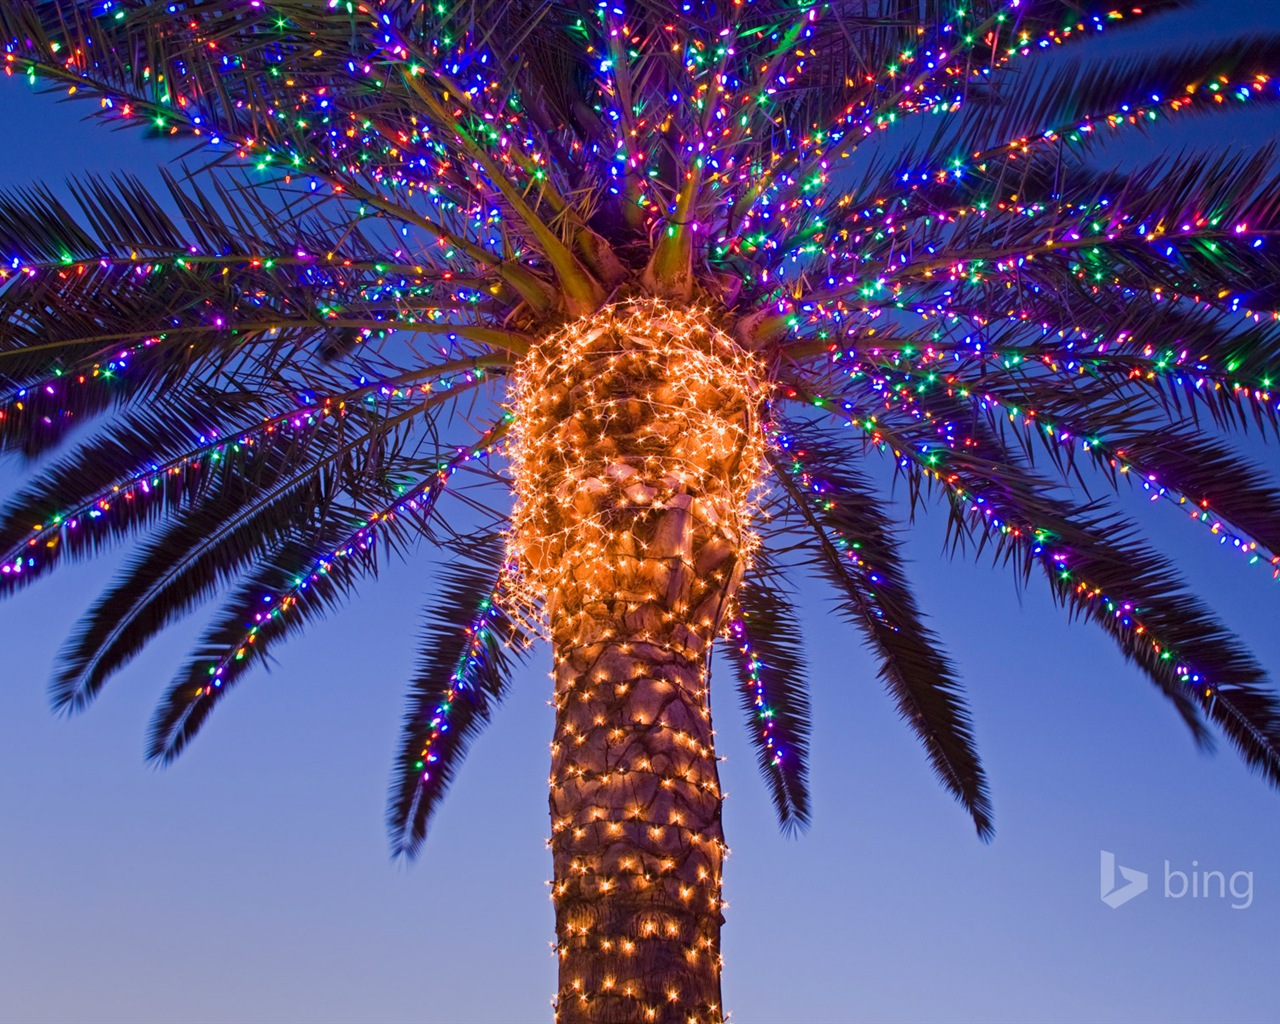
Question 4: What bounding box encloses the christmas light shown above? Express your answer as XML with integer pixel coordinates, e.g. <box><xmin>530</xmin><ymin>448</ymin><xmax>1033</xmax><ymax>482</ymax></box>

<box><xmin>4</xmin><ymin>2</ymin><xmax>1280</xmax><ymax>1021</ymax></box>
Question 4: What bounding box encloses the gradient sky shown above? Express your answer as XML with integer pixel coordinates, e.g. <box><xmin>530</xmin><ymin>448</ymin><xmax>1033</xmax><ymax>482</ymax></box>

<box><xmin>3</xmin><ymin>3</ymin><xmax>1280</xmax><ymax>1022</ymax></box>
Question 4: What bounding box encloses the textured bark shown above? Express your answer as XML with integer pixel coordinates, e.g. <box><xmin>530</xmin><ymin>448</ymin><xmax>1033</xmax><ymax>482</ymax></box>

<box><xmin>549</xmin><ymin>517</ymin><xmax>737</xmax><ymax>1024</ymax></box>
<box><xmin>512</xmin><ymin>303</ymin><xmax>761</xmax><ymax>1024</ymax></box>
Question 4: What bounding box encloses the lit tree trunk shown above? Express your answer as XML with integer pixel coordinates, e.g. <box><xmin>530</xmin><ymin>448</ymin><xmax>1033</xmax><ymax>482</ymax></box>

<box><xmin>510</xmin><ymin>301</ymin><xmax>765</xmax><ymax>1024</ymax></box>
<box><xmin>548</xmin><ymin>523</ymin><xmax>734</xmax><ymax>1023</ymax></box>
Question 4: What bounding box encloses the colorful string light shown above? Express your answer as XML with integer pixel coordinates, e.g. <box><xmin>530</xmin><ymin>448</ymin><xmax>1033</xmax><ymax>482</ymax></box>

<box><xmin>4</xmin><ymin>2</ymin><xmax>1280</xmax><ymax>1021</ymax></box>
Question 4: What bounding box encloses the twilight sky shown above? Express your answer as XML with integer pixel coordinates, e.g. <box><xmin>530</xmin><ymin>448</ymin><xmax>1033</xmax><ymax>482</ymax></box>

<box><xmin>3</xmin><ymin>3</ymin><xmax>1280</xmax><ymax>1022</ymax></box>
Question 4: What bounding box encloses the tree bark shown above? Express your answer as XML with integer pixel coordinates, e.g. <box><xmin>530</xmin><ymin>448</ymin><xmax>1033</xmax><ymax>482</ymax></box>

<box><xmin>549</xmin><ymin>508</ymin><xmax>735</xmax><ymax>1024</ymax></box>
<box><xmin>510</xmin><ymin>302</ymin><xmax>761</xmax><ymax>1023</ymax></box>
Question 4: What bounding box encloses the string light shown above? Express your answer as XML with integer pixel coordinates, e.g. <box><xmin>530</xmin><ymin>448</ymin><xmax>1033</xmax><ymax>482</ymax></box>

<box><xmin>4</xmin><ymin>2</ymin><xmax>1280</xmax><ymax>1021</ymax></box>
<box><xmin>505</xmin><ymin>300</ymin><xmax>767</xmax><ymax>1022</ymax></box>
<box><xmin>507</xmin><ymin>299</ymin><xmax>769</xmax><ymax>640</ymax></box>
<box><xmin>191</xmin><ymin>424</ymin><xmax>506</xmax><ymax>699</ymax></box>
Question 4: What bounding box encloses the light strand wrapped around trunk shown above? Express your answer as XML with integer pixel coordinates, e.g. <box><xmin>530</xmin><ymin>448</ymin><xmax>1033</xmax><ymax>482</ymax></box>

<box><xmin>507</xmin><ymin>299</ymin><xmax>769</xmax><ymax>646</ymax></box>
<box><xmin>507</xmin><ymin>300</ymin><xmax>769</xmax><ymax>1024</ymax></box>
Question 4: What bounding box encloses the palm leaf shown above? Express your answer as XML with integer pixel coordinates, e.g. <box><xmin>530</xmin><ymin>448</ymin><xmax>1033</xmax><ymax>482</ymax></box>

<box><xmin>727</xmin><ymin>562</ymin><xmax>812</xmax><ymax>833</ymax></box>
<box><xmin>145</xmin><ymin>531</ymin><xmax>384</xmax><ymax>762</ymax></box>
<box><xmin>0</xmin><ymin>391</ymin><xmax>258</xmax><ymax>584</ymax></box>
<box><xmin>0</xmin><ymin>388</ymin><xmax>393</xmax><ymax>594</ymax></box>
<box><xmin>768</xmin><ymin>432</ymin><xmax>994</xmax><ymax>839</ymax></box>
<box><xmin>938</xmin><ymin>36</ymin><xmax>1280</xmax><ymax>159</ymax></box>
<box><xmin>50</xmin><ymin>460</ymin><xmax>366</xmax><ymax>711</ymax></box>
<box><xmin>388</xmin><ymin>538</ymin><xmax>532</xmax><ymax>858</ymax></box>
<box><xmin>144</xmin><ymin>439</ymin><xmax>491</xmax><ymax>762</ymax></box>
<box><xmin>909</xmin><ymin>410</ymin><xmax>1280</xmax><ymax>778</ymax></box>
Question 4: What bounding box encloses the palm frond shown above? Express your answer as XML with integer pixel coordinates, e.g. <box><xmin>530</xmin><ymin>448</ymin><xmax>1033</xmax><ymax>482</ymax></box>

<box><xmin>0</xmin><ymin>389</ymin><xmax>262</xmax><ymax>584</ymax></box>
<box><xmin>767</xmin><ymin>430</ymin><xmax>994</xmax><ymax>839</ymax></box>
<box><xmin>938</xmin><ymin>36</ymin><xmax>1280</xmax><ymax>160</ymax></box>
<box><xmin>952</xmin><ymin>484</ymin><xmax>1280</xmax><ymax>785</ymax></box>
<box><xmin>920</xmin><ymin>352</ymin><xmax>1280</xmax><ymax>563</ymax></box>
<box><xmin>144</xmin><ymin>433</ymin><xmax>500</xmax><ymax>762</ymax></box>
<box><xmin>388</xmin><ymin>538</ymin><xmax>532</xmax><ymax>858</ymax></box>
<box><xmin>50</xmin><ymin>457</ymin><xmax>370</xmax><ymax>711</ymax></box>
<box><xmin>904</xmin><ymin>410</ymin><xmax>1280</xmax><ymax>778</ymax></box>
<box><xmin>1</xmin><ymin>387</ymin><xmax>400</xmax><ymax>594</ymax></box>
<box><xmin>145</xmin><ymin>531</ymin><xmax>384</xmax><ymax>762</ymax></box>
<box><xmin>727</xmin><ymin>562</ymin><xmax>812</xmax><ymax>833</ymax></box>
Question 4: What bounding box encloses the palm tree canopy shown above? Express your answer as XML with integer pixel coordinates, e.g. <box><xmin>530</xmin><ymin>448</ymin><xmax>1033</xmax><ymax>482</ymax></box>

<box><xmin>4</xmin><ymin>0</ymin><xmax>1280</xmax><ymax>855</ymax></box>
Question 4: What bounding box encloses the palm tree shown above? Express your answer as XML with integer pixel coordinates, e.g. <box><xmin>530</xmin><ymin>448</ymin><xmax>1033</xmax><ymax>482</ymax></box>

<box><xmin>4</xmin><ymin>0</ymin><xmax>1280</xmax><ymax>1018</ymax></box>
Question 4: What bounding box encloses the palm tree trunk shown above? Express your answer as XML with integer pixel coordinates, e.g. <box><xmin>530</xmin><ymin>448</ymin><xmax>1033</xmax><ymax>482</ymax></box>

<box><xmin>510</xmin><ymin>301</ymin><xmax>763</xmax><ymax>1023</ymax></box>
<box><xmin>549</xmin><ymin>506</ymin><xmax>735</xmax><ymax>1024</ymax></box>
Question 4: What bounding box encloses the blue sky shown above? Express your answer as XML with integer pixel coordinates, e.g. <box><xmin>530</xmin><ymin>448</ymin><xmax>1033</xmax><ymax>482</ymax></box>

<box><xmin>3</xmin><ymin>3</ymin><xmax>1280</xmax><ymax>1022</ymax></box>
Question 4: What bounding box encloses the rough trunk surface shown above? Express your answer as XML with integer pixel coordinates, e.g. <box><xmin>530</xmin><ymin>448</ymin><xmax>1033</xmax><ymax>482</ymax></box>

<box><xmin>509</xmin><ymin>302</ymin><xmax>763</xmax><ymax>1024</ymax></box>
<box><xmin>550</xmin><ymin>628</ymin><xmax>726</xmax><ymax>1024</ymax></box>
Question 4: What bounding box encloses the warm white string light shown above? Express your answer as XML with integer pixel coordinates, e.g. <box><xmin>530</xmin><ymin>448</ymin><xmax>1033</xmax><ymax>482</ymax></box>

<box><xmin>505</xmin><ymin>300</ymin><xmax>768</xmax><ymax>1023</ymax></box>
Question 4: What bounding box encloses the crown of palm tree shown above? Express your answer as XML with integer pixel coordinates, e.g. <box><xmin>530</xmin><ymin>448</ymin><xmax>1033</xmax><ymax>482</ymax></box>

<box><xmin>4</xmin><ymin>0</ymin><xmax>1280</xmax><ymax>864</ymax></box>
